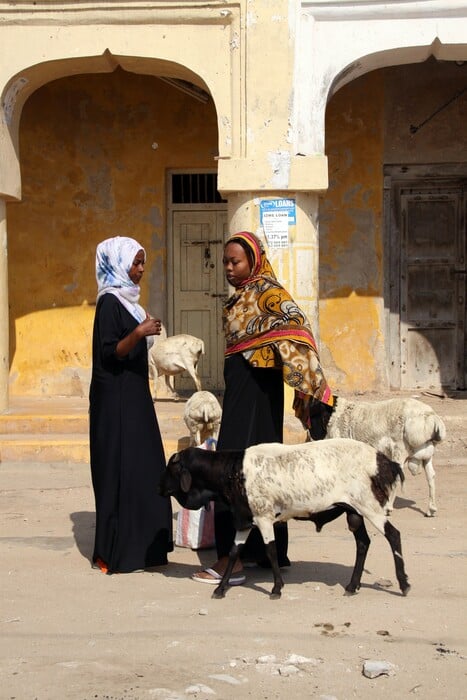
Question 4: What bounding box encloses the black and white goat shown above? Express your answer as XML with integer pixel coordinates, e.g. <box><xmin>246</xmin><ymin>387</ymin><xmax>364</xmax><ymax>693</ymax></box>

<box><xmin>301</xmin><ymin>396</ymin><xmax>446</xmax><ymax>517</ymax></box>
<box><xmin>160</xmin><ymin>439</ymin><xmax>411</xmax><ymax>600</ymax></box>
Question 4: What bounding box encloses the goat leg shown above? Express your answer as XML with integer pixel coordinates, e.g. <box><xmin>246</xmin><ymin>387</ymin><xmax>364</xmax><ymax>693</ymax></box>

<box><xmin>423</xmin><ymin>458</ymin><xmax>437</xmax><ymax>517</ymax></box>
<box><xmin>264</xmin><ymin>540</ymin><xmax>284</xmax><ymax>599</ymax></box>
<box><xmin>344</xmin><ymin>512</ymin><xmax>370</xmax><ymax>595</ymax></box>
<box><xmin>212</xmin><ymin>528</ymin><xmax>251</xmax><ymax>599</ymax></box>
<box><xmin>186</xmin><ymin>364</ymin><xmax>202</xmax><ymax>392</ymax></box>
<box><xmin>384</xmin><ymin>520</ymin><xmax>411</xmax><ymax>595</ymax></box>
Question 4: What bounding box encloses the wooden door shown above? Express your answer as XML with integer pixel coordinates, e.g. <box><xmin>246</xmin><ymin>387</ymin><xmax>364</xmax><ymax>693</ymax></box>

<box><xmin>399</xmin><ymin>186</ymin><xmax>466</xmax><ymax>390</ymax></box>
<box><xmin>172</xmin><ymin>209</ymin><xmax>228</xmax><ymax>393</ymax></box>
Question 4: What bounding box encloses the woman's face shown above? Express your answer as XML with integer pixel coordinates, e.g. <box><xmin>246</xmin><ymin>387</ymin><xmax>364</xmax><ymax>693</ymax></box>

<box><xmin>129</xmin><ymin>249</ymin><xmax>145</xmax><ymax>284</ymax></box>
<box><xmin>223</xmin><ymin>242</ymin><xmax>252</xmax><ymax>287</ymax></box>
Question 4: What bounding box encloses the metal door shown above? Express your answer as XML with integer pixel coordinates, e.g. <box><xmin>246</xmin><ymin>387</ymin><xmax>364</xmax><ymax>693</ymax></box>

<box><xmin>400</xmin><ymin>186</ymin><xmax>466</xmax><ymax>389</ymax></box>
<box><xmin>172</xmin><ymin>210</ymin><xmax>228</xmax><ymax>392</ymax></box>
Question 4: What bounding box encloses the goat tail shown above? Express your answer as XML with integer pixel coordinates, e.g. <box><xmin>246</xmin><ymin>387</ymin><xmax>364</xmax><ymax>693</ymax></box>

<box><xmin>374</xmin><ymin>452</ymin><xmax>404</xmax><ymax>505</ymax></box>
<box><xmin>393</xmin><ymin>459</ymin><xmax>405</xmax><ymax>487</ymax></box>
<box><xmin>404</xmin><ymin>412</ymin><xmax>446</xmax><ymax>448</ymax></box>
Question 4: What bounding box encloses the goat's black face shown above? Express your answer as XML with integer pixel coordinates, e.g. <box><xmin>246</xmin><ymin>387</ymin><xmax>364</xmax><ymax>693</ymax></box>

<box><xmin>159</xmin><ymin>449</ymin><xmax>217</xmax><ymax>510</ymax></box>
<box><xmin>308</xmin><ymin>398</ymin><xmax>335</xmax><ymax>441</ymax></box>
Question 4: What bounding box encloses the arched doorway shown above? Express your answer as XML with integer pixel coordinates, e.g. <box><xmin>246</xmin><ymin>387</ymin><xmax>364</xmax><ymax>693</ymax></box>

<box><xmin>6</xmin><ymin>62</ymin><xmax>222</xmax><ymax>396</ymax></box>
<box><xmin>321</xmin><ymin>56</ymin><xmax>466</xmax><ymax>392</ymax></box>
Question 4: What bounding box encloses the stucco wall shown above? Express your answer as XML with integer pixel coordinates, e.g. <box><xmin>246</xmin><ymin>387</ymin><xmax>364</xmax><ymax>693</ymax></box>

<box><xmin>383</xmin><ymin>57</ymin><xmax>467</xmax><ymax>164</ymax></box>
<box><xmin>319</xmin><ymin>71</ymin><xmax>386</xmax><ymax>392</ymax></box>
<box><xmin>7</xmin><ymin>69</ymin><xmax>218</xmax><ymax>395</ymax></box>
<box><xmin>319</xmin><ymin>58</ymin><xmax>467</xmax><ymax>393</ymax></box>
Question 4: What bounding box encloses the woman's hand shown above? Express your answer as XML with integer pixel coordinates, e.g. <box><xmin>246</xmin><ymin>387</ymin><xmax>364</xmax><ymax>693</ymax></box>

<box><xmin>139</xmin><ymin>315</ymin><xmax>162</xmax><ymax>337</ymax></box>
<box><xmin>115</xmin><ymin>314</ymin><xmax>162</xmax><ymax>358</ymax></box>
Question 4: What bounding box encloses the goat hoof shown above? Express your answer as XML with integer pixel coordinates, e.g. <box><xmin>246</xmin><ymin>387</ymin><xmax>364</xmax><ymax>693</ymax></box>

<box><xmin>401</xmin><ymin>583</ymin><xmax>411</xmax><ymax>597</ymax></box>
<box><xmin>344</xmin><ymin>588</ymin><xmax>358</xmax><ymax>596</ymax></box>
<box><xmin>212</xmin><ymin>587</ymin><xmax>226</xmax><ymax>599</ymax></box>
<box><xmin>270</xmin><ymin>591</ymin><xmax>282</xmax><ymax>600</ymax></box>
<box><xmin>425</xmin><ymin>510</ymin><xmax>437</xmax><ymax>518</ymax></box>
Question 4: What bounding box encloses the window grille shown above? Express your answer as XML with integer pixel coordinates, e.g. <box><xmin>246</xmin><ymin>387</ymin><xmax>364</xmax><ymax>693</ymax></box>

<box><xmin>171</xmin><ymin>173</ymin><xmax>226</xmax><ymax>204</ymax></box>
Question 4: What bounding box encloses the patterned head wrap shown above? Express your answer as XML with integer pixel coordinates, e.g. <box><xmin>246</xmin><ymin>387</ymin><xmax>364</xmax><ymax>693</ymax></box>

<box><xmin>223</xmin><ymin>231</ymin><xmax>333</xmax><ymax>411</ymax></box>
<box><xmin>226</xmin><ymin>230</ymin><xmax>276</xmax><ymax>281</ymax></box>
<box><xmin>95</xmin><ymin>236</ymin><xmax>148</xmax><ymax>325</ymax></box>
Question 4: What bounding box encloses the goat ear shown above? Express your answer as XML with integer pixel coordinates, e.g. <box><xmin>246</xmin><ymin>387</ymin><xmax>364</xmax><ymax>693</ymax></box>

<box><xmin>180</xmin><ymin>468</ymin><xmax>192</xmax><ymax>493</ymax></box>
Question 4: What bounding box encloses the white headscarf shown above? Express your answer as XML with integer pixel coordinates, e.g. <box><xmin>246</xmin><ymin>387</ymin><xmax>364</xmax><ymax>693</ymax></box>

<box><xmin>95</xmin><ymin>236</ymin><xmax>154</xmax><ymax>348</ymax></box>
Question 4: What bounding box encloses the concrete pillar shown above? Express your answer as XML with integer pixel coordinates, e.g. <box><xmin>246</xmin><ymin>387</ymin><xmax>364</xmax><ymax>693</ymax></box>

<box><xmin>227</xmin><ymin>190</ymin><xmax>322</xmax><ymax>417</ymax></box>
<box><xmin>0</xmin><ymin>199</ymin><xmax>9</xmax><ymax>411</ymax></box>
<box><xmin>227</xmin><ymin>191</ymin><xmax>321</xmax><ymax>341</ymax></box>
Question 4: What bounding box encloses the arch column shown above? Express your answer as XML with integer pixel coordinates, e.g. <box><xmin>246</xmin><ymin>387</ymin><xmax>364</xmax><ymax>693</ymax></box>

<box><xmin>226</xmin><ymin>191</ymin><xmax>322</xmax><ymax>344</ymax></box>
<box><xmin>0</xmin><ymin>199</ymin><xmax>9</xmax><ymax>411</ymax></box>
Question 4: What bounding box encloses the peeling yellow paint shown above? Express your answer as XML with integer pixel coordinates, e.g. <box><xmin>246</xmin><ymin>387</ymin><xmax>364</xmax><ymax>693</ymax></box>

<box><xmin>320</xmin><ymin>72</ymin><xmax>385</xmax><ymax>391</ymax></box>
<box><xmin>11</xmin><ymin>306</ymin><xmax>94</xmax><ymax>396</ymax></box>
<box><xmin>320</xmin><ymin>293</ymin><xmax>383</xmax><ymax>391</ymax></box>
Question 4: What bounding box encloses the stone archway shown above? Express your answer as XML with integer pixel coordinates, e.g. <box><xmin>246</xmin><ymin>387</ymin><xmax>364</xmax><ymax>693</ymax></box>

<box><xmin>3</xmin><ymin>56</ymin><xmax>221</xmax><ymax>398</ymax></box>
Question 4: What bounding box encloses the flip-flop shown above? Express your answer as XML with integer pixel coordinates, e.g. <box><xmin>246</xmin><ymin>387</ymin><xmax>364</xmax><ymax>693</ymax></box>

<box><xmin>191</xmin><ymin>567</ymin><xmax>246</xmax><ymax>586</ymax></box>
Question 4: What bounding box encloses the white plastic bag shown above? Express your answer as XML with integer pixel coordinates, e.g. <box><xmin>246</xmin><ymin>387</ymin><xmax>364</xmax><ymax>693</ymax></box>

<box><xmin>175</xmin><ymin>438</ymin><xmax>216</xmax><ymax>550</ymax></box>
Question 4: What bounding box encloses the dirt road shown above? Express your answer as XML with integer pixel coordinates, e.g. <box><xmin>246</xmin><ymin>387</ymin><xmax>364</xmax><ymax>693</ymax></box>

<box><xmin>1</xmin><ymin>392</ymin><xmax>466</xmax><ymax>699</ymax></box>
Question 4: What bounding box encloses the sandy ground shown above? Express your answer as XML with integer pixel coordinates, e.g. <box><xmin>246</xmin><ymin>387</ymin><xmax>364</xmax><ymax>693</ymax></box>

<box><xmin>1</xmin><ymin>395</ymin><xmax>466</xmax><ymax>700</ymax></box>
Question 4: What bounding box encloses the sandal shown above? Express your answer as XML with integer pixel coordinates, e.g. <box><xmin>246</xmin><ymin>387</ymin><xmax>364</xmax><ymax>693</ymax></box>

<box><xmin>191</xmin><ymin>567</ymin><xmax>246</xmax><ymax>586</ymax></box>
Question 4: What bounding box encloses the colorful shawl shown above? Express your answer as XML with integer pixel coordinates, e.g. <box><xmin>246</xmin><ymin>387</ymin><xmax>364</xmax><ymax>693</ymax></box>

<box><xmin>223</xmin><ymin>232</ymin><xmax>333</xmax><ymax>420</ymax></box>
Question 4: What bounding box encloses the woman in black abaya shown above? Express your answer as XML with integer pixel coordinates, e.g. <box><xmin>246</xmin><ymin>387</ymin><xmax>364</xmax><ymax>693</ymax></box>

<box><xmin>89</xmin><ymin>236</ymin><xmax>173</xmax><ymax>574</ymax></box>
<box><xmin>192</xmin><ymin>231</ymin><xmax>332</xmax><ymax>585</ymax></box>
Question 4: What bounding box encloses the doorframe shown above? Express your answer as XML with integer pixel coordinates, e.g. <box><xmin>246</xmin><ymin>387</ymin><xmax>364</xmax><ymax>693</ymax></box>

<box><xmin>166</xmin><ymin>168</ymin><xmax>228</xmax><ymax>337</ymax></box>
<box><xmin>383</xmin><ymin>163</ymin><xmax>467</xmax><ymax>389</ymax></box>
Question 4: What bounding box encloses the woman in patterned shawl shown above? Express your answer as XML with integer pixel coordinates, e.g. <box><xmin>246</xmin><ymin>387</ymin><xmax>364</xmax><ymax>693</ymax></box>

<box><xmin>192</xmin><ymin>231</ymin><xmax>332</xmax><ymax>586</ymax></box>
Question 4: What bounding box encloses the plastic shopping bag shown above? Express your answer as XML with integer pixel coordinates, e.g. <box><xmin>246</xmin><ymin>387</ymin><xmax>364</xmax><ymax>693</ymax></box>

<box><xmin>175</xmin><ymin>438</ymin><xmax>216</xmax><ymax>550</ymax></box>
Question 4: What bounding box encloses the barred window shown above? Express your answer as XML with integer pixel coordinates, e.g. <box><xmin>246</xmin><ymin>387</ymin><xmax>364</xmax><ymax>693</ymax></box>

<box><xmin>171</xmin><ymin>173</ymin><xmax>226</xmax><ymax>204</ymax></box>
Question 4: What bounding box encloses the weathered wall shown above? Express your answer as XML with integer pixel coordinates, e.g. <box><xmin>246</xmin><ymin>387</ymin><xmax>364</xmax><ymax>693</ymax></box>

<box><xmin>319</xmin><ymin>71</ymin><xmax>386</xmax><ymax>392</ymax></box>
<box><xmin>319</xmin><ymin>58</ymin><xmax>467</xmax><ymax>393</ymax></box>
<box><xmin>383</xmin><ymin>57</ymin><xmax>467</xmax><ymax>164</ymax></box>
<box><xmin>6</xmin><ymin>53</ymin><xmax>467</xmax><ymax>397</ymax></box>
<box><xmin>7</xmin><ymin>69</ymin><xmax>218</xmax><ymax>395</ymax></box>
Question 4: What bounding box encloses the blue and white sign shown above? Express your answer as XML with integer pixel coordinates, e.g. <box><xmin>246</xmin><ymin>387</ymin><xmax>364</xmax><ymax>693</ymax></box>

<box><xmin>260</xmin><ymin>198</ymin><xmax>296</xmax><ymax>248</ymax></box>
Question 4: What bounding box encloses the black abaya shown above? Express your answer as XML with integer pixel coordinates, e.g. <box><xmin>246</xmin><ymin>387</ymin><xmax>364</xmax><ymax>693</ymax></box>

<box><xmin>215</xmin><ymin>352</ymin><xmax>289</xmax><ymax>565</ymax></box>
<box><xmin>89</xmin><ymin>294</ymin><xmax>173</xmax><ymax>573</ymax></box>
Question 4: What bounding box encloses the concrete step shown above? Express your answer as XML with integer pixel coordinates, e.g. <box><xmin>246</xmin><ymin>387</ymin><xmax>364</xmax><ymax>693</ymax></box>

<box><xmin>0</xmin><ymin>432</ymin><xmax>181</xmax><ymax>463</ymax></box>
<box><xmin>0</xmin><ymin>413</ymin><xmax>89</xmax><ymax>434</ymax></box>
<box><xmin>0</xmin><ymin>392</ymin><xmax>464</xmax><ymax>464</ymax></box>
<box><xmin>0</xmin><ymin>396</ymin><xmax>188</xmax><ymax>463</ymax></box>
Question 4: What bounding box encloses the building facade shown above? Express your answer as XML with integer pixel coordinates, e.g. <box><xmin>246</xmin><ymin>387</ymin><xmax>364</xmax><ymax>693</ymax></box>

<box><xmin>1</xmin><ymin>0</ymin><xmax>466</xmax><ymax>409</ymax></box>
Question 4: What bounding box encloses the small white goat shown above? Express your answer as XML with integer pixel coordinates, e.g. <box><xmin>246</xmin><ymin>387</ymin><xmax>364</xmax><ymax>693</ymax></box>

<box><xmin>160</xmin><ymin>439</ymin><xmax>410</xmax><ymax>600</ymax></box>
<box><xmin>184</xmin><ymin>391</ymin><xmax>222</xmax><ymax>446</ymax></box>
<box><xmin>304</xmin><ymin>396</ymin><xmax>446</xmax><ymax>517</ymax></box>
<box><xmin>148</xmin><ymin>333</ymin><xmax>204</xmax><ymax>400</ymax></box>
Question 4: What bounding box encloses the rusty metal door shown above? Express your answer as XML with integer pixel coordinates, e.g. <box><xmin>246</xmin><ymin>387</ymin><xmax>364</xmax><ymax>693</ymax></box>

<box><xmin>172</xmin><ymin>209</ymin><xmax>228</xmax><ymax>392</ymax></box>
<box><xmin>399</xmin><ymin>186</ymin><xmax>466</xmax><ymax>389</ymax></box>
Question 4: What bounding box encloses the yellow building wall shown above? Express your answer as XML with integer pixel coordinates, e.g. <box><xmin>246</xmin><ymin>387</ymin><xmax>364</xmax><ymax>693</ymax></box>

<box><xmin>7</xmin><ymin>69</ymin><xmax>219</xmax><ymax>396</ymax></box>
<box><xmin>319</xmin><ymin>72</ymin><xmax>386</xmax><ymax>392</ymax></box>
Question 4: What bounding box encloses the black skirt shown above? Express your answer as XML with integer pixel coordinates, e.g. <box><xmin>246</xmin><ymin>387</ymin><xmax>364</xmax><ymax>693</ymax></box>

<box><xmin>89</xmin><ymin>295</ymin><xmax>173</xmax><ymax>573</ymax></box>
<box><xmin>215</xmin><ymin>353</ymin><xmax>289</xmax><ymax>565</ymax></box>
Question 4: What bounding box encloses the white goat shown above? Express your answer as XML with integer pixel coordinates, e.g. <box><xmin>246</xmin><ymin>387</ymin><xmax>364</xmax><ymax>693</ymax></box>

<box><xmin>304</xmin><ymin>396</ymin><xmax>446</xmax><ymax>517</ymax></box>
<box><xmin>160</xmin><ymin>439</ymin><xmax>410</xmax><ymax>600</ymax></box>
<box><xmin>183</xmin><ymin>391</ymin><xmax>222</xmax><ymax>446</ymax></box>
<box><xmin>148</xmin><ymin>333</ymin><xmax>204</xmax><ymax>400</ymax></box>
